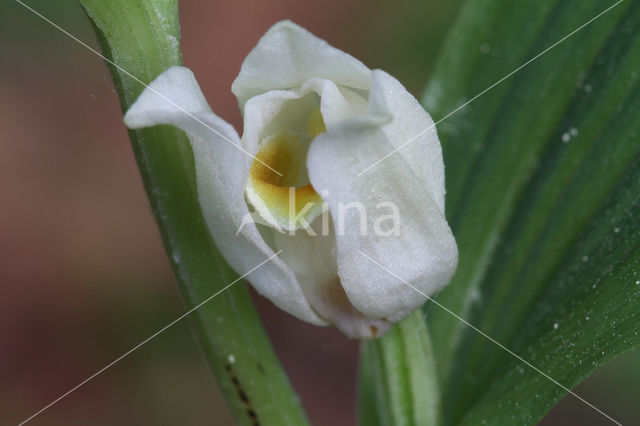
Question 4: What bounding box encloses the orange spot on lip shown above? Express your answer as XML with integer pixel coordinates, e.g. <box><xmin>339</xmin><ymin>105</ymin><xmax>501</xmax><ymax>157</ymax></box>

<box><xmin>246</xmin><ymin>107</ymin><xmax>327</xmax><ymax>229</ymax></box>
<box><xmin>248</xmin><ymin>131</ymin><xmax>323</xmax><ymax>226</ymax></box>
<box><xmin>248</xmin><ymin>180</ymin><xmax>322</xmax><ymax>220</ymax></box>
<box><xmin>250</xmin><ymin>131</ymin><xmax>303</xmax><ymax>186</ymax></box>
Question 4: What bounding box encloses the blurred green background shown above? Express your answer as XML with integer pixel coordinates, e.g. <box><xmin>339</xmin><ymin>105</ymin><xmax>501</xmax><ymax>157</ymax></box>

<box><xmin>1</xmin><ymin>1</ymin><xmax>637</xmax><ymax>425</ymax></box>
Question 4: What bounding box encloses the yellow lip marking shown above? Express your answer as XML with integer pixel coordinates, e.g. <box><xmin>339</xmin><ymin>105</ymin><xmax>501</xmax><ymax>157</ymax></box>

<box><xmin>307</xmin><ymin>107</ymin><xmax>326</xmax><ymax>137</ymax></box>
<box><xmin>246</xmin><ymin>108</ymin><xmax>327</xmax><ymax>231</ymax></box>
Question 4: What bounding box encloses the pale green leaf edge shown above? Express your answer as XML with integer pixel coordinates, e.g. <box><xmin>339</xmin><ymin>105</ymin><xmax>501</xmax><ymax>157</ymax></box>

<box><xmin>78</xmin><ymin>1</ymin><xmax>310</xmax><ymax>425</ymax></box>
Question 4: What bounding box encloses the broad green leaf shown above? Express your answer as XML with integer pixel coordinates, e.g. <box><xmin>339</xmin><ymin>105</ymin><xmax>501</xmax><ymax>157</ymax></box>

<box><xmin>361</xmin><ymin>0</ymin><xmax>640</xmax><ymax>425</ymax></box>
<box><xmin>78</xmin><ymin>1</ymin><xmax>309</xmax><ymax>425</ymax></box>
<box><xmin>427</xmin><ymin>0</ymin><xmax>640</xmax><ymax>424</ymax></box>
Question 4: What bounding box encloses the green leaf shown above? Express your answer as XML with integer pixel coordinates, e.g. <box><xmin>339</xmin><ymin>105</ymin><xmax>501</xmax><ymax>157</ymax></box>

<box><xmin>424</xmin><ymin>0</ymin><xmax>640</xmax><ymax>424</ymax></box>
<box><xmin>360</xmin><ymin>0</ymin><xmax>640</xmax><ymax>425</ymax></box>
<box><xmin>77</xmin><ymin>1</ymin><xmax>309</xmax><ymax>425</ymax></box>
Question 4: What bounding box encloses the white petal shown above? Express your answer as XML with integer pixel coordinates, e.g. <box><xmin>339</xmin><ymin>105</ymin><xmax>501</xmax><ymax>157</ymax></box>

<box><xmin>242</xmin><ymin>78</ymin><xmax>367</xmax><ymax>154</ymax></box>
<box><xmin>241</xmin><ymin>78</ymin><xmax>367</xmax><ymax>231</ymax></box>
<box><xmin>124</xmin><ymin>66</ymin><xmax>325</xmax><ymax>325</ymax></box>
<box><xmin>232</xmin><ymin>20</ymin><xmax>371</xmax><ymax>109</ymax></box>
<box><xmin>306</xmin><ymin>82</ymin><xmax>458</xmax><ymax>321</ymax></box>
<box><xmin>268</xmin><ymin>216</ymin><xmax>392</xmax><ymax>338</ymax></box>
<box><xmin>367</xmin><ymin>70</ymin><xmax>446</xmax><ymax>213</ymax></box>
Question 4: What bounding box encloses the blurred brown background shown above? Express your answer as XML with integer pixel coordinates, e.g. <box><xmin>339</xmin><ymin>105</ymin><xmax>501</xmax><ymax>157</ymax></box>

<box><xmin>1</xmin><ymin>1</ymin><xmax>638</xmax><ymax>425</ymax></box>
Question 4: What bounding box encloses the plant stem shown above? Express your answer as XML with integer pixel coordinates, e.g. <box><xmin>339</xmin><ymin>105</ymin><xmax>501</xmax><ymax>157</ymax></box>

<box><xmin>78</xmin><ymin>1</ymin><xmax>309</xmax><ymax>424</ymax></box>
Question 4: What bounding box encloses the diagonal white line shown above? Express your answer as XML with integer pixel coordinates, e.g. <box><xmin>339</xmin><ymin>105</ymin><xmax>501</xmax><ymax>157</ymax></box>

<box><xmin>357</xmin><ymin>250</ymin><xmax>622</xmax><ymax>425</ymax></box>
<box><xmin>17</xmin><ymin>250</ymin><xmax>283</xmax><ymax>426</ymax></box>
<box><xmin>14</xmin><ymin>0</ymin><xmax>283</xmax><ymax>177</ymax></box>
<box><xmin>358</xmin><ymin>0</ymin><xmax>624</xmax><ymax>177</ymax></box>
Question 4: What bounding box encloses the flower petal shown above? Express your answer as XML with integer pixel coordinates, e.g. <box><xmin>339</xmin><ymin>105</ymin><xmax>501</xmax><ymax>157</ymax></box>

<box><xmin>268</xmin><ymin>216</ymin><xmax>392</xmax><ymax>338</ymax></box>
<box><xmin>242</xmin><ymin>78</ymin><xmax>367</xmax><ymax>156</ymax></box>
<box><xmin>232</xmin><ymin>20</ymin><xmax>371</xmax><ymax>109</ymax></box>
<box><xmin>241</xmin><ymin>78</ymin><xmax>367</xmax><ymax>231</ymax></box>
<box><xmin>124</xmin><ymin>66</ymin><xmax>325</xmax><ymax>325</ymax></box>
<box><xmin>367</xmin><ymin>70</ymin><xmax>446</xmax><ymax>213</ymax></box>
<box><xmin>245</xmin><ymin>130</ymin><xmax>325</xmax><ymax>231</ymax></box>
<box><xmin>306</xmin><ymin>72</ymin><xmax>458</xmax><ymax>322</ymax></box>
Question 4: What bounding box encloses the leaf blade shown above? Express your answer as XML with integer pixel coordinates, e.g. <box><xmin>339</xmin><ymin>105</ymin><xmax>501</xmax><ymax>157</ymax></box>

<box><xmin>78</xmin><ymin>1</ymin><xmax>309</xmax><ymax>425</ymax></box>
<box><xmin>420</xmin><ymin>0</ymin><xmax>640</xmax><ymax>424</ymax></box>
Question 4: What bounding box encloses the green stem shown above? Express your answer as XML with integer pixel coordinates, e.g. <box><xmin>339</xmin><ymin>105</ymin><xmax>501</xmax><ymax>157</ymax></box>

<box><xmin>358</xmin><ymin>310</ymin><xmax>441</xmax><ymax>426</ymax></box>
<box><xmin>77</xmin><ymin>1</ymin><xmax>309</xmax><ymax>425</ymax></box>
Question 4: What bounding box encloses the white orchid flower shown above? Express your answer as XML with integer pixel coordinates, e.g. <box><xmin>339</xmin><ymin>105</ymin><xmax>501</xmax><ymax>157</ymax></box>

<box><xmin>124</xmin><ymin>20</ymin><xmax>457</xmax><ymax>339</ymax></box>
